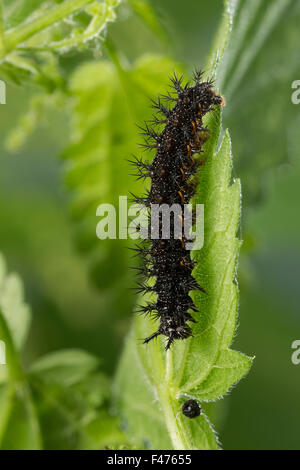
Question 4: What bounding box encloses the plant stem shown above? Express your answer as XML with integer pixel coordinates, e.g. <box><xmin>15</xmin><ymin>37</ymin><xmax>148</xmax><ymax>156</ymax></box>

<box><xmin>0</xmin><ymin>311</ymin><xmax>24</xmax><ymax>382</ymax></box>
<box><xmin>0</xmin><ymin>311</ymin><xmax>43</xmax><ymax>449</ymax></box>
<box><xmin>150</xmin><ymin>343</ymin><xmax>190</xmax><ymax>450</ymax></box>
<box><xmin>1</xmin><ymin>0</ymin><xmax>94</xmax><ymax>59</ymax></box>
<box><xmin>158</xmin><ymin>385</ymin><xmax>189</xmax><ymax>450</ymax></box>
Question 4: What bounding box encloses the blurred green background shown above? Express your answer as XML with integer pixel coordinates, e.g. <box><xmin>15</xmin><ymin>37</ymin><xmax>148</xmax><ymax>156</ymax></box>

<box><xmin>0</xmin><ymin>0</ymin><xmax>300</xmax><ymax>449</ymax></box>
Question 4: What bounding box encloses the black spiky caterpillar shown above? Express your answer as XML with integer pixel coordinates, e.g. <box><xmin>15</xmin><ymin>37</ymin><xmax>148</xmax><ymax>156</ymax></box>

<box><xmin>130</xmin><ymin>70</ymin><xmax>223</xmax><ymax>350</ymax></box>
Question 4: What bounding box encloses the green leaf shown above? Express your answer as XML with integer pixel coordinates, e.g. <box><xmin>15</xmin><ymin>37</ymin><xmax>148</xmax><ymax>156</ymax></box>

<box><xmin>0</xmin><ymin>254</ymin><xmax>42</xmax><ymax>449</ymax></box>
<box><xmin>223</xmin><ymin>0</ymin><xmax>293</xmax><ymax>100</ymax></box>
<box><xmin>184</xmin><ymin>349</ymin><xmax>252</xmax><ymax>401</ymax></box>
<box><xmin>0</xmin><ymin>382</ymin><xmax>42</xmax><ymax>450</ymax></box>
<box><xmin>0</xmin><ymin>310</ymin><xmax>41</xmax><ymax>449</ymax></box>
<box><xmin>114</xmin><ymin>327</ymin><xmax>220</xmax><ymax>450</ymax></box>
<box><xmin>3</xmin><ymin>1</ymin><xmax>48</xmax><ymax>30</ymax></box>
<box><xmin>0</xmin><ymin>239</ymin><xmax>124</xmax><ymax>451</ymax></box>
<box><xmin>173</xmin><ymin>127</ymin><xmax>246</xmax><ymax>393</ymax></box>
<box><xmin>114</xmin><ymin>0</ymin><xmax>252</xmax><ymax>450</ymax></box>
<box><xmin>77</xmin><ymin>411</ymin><xmax>127</xmax><ymax>450</ymax></box>
<box><xmin>1</xmin><ymin>0</ymin><xmax>124</xmax><ymax>161</ymax></box>
<box><xmin>0</xmin><ymin>253</ymin><xmax>31</xmax><ymax>351</ymax></box>
<box><xmin>0</xmin><ymin>384</ymin><xmax>14</xmax><ymax>442</ymax></box>
<box><xmin>0</xmin><ymin>0</ymin><xmax>122</xmax><ymax>92</ymax></box>
<box><xmin>29</xmin><ymin>349</ymin><xmax>100</xmax><ymax>386</ymax></box>
<box><xmin>217</xmin><ymin>0</ymin><xmax>262</xmax><ymax>90</ymax></box>
<box><xmin>2</xmin><ymin>0</ymin><xmax>121</xmax><ymax>56</ymax></box>
<box><xmin>113</xmin><ymin>328</ymin><xmax>172</xmax><ymax>450</ymax></box>
<box><xmin>205</xmin><ymin>0</ymin><xmax>240</xmax><ymax>83</ymax></box>
<box><xmin>29</xmin><ymin>351</ymin><xmax>125</xmax><ymax>449</ymax></box>
<box><xmin>221</xmin><ymin>0</ymin><xmax>298</xmax><ymax>206</ymax></box>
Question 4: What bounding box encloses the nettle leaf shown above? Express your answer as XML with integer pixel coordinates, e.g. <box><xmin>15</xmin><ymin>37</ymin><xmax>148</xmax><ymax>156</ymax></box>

<box><xmin>217</xmin><ymin>0</ymin><xmax>298</xmax><ymax>205</ymax></box>
<box><xmin>174</xmin><ymin>121</ymin><xmax>253</xmax><ymax>400</ymax></box>
<box><xmin>1</xmin><ymin>0</ymin><xmax>122</xmax><ymax>55</ymax></box>
<box><xmin>0</xmin><ymin>254</ymin><xmax>123</xmax><ymax>449</ymax></box>
<box><xmin>2</xmin><ymin>1</ymin><xmax>50</xmax><ymax>30</ymax></box>
<box><xmin>1</xmin><ymin>1</ymin><xmax>124</xmax><ymax>153</ymax></box>
<box><xmin>0</xmin><ymin>254</ymin><xmax>31</xmax><ymax>352</ymax></box>
<box><xmin>114</xmin><ymin>0</ymin><xmax>253</xmax><ymax>450</ymax></box>
<box><xmin>205</xmin><ymin>0</ymin><xmax>241</xmax><ymax>81</ymax></box>
<box><xmin>29</xmin><ymin>349</ymin><xmax>101</xmax><ymax>386</ymax></box>
<box><xmin>0</xmin><ymin>0</ymin><xmax>122</xmax><ymax>90</ymax></box>
<box><xmin>63</xmin><ymin>55</ymin><xmax>180</xmax><ymax>290</ymax></box>
<box><xmin>28</xmin><ymin>349</ymin><xmax>126</xmax><ymax>450</ymax></box>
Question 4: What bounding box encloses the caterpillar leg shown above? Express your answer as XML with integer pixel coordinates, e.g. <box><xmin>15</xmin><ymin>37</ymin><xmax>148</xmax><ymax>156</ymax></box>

<box><xmin>143</xmin><ymin>331</ymin><xmax>160</xmax><ymax>344</ymax></box>
<box><xmin>165</xmin><ymin>336</ymin><xmax>175</xmax><ymax>350</ymax></box>
<box><xmin>143</xmin><ymin>331</ymin><xmax>174</xmax><ymax>351</ymax></box>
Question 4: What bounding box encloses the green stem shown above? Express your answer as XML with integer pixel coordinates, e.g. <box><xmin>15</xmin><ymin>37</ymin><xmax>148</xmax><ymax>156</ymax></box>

<box><xmin>149</xmin><ymin>343</ymin><xmax>190</xmax><ymax>450</ymax></box>
<box><xmin>2</xmin><ymin>0</ymin><xmax>94</xmax><ymax>58</ymax></box>
<box><xmin>0</xmin><ymin>310</ymin><xmax>42</xmax><ymax>449</ymax></box>
<box><xmin>0</xmin><ymin>385</ymin><xmax>14</xmax><ymax>447</ymax></box>
<box><xmin>0</xmin><ymin>310</ymin><xmax>24</xmax><ymax>382</ymax></box>
<box><xmin>157</xmin><ymin>389</ymin><xmax>185</xmax><ymax>449</ymax></box>
<box><xmin>205</xmin><ymin>0</ymin><xmax>240</xmax><ymax>84</ymax></box>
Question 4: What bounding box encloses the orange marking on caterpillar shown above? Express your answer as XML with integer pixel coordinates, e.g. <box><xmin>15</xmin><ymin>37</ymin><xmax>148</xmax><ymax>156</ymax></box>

<box><xmin>177</xmin><ymin>214</ymin><xmax>184</xmax><ymax>226</ymax></box>
<box><xmin>194</xmin><ymin>135</ymin><xmax>200</xmax><ymax>145</ymax></box>
<box><xmin>178</xmin><ymin>237</ymin><xmax>185</xmax><ymax>249</ymax></box>
<box><xmin>180</xmin><ymin>256</ymin><xmax>188</xmax><ymax>267</ymax></box>
<box><xmin>178</xmin><ymin>190</ymin><xmax>185</xmax><ymax>204</ymax></box>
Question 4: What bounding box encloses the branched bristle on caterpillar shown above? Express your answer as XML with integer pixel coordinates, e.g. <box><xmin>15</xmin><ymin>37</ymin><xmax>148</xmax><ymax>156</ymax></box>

<box><xmin>131</xmin><ymin>70</ymin><xmax>222</xmax><ymax>350</ymax></box>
